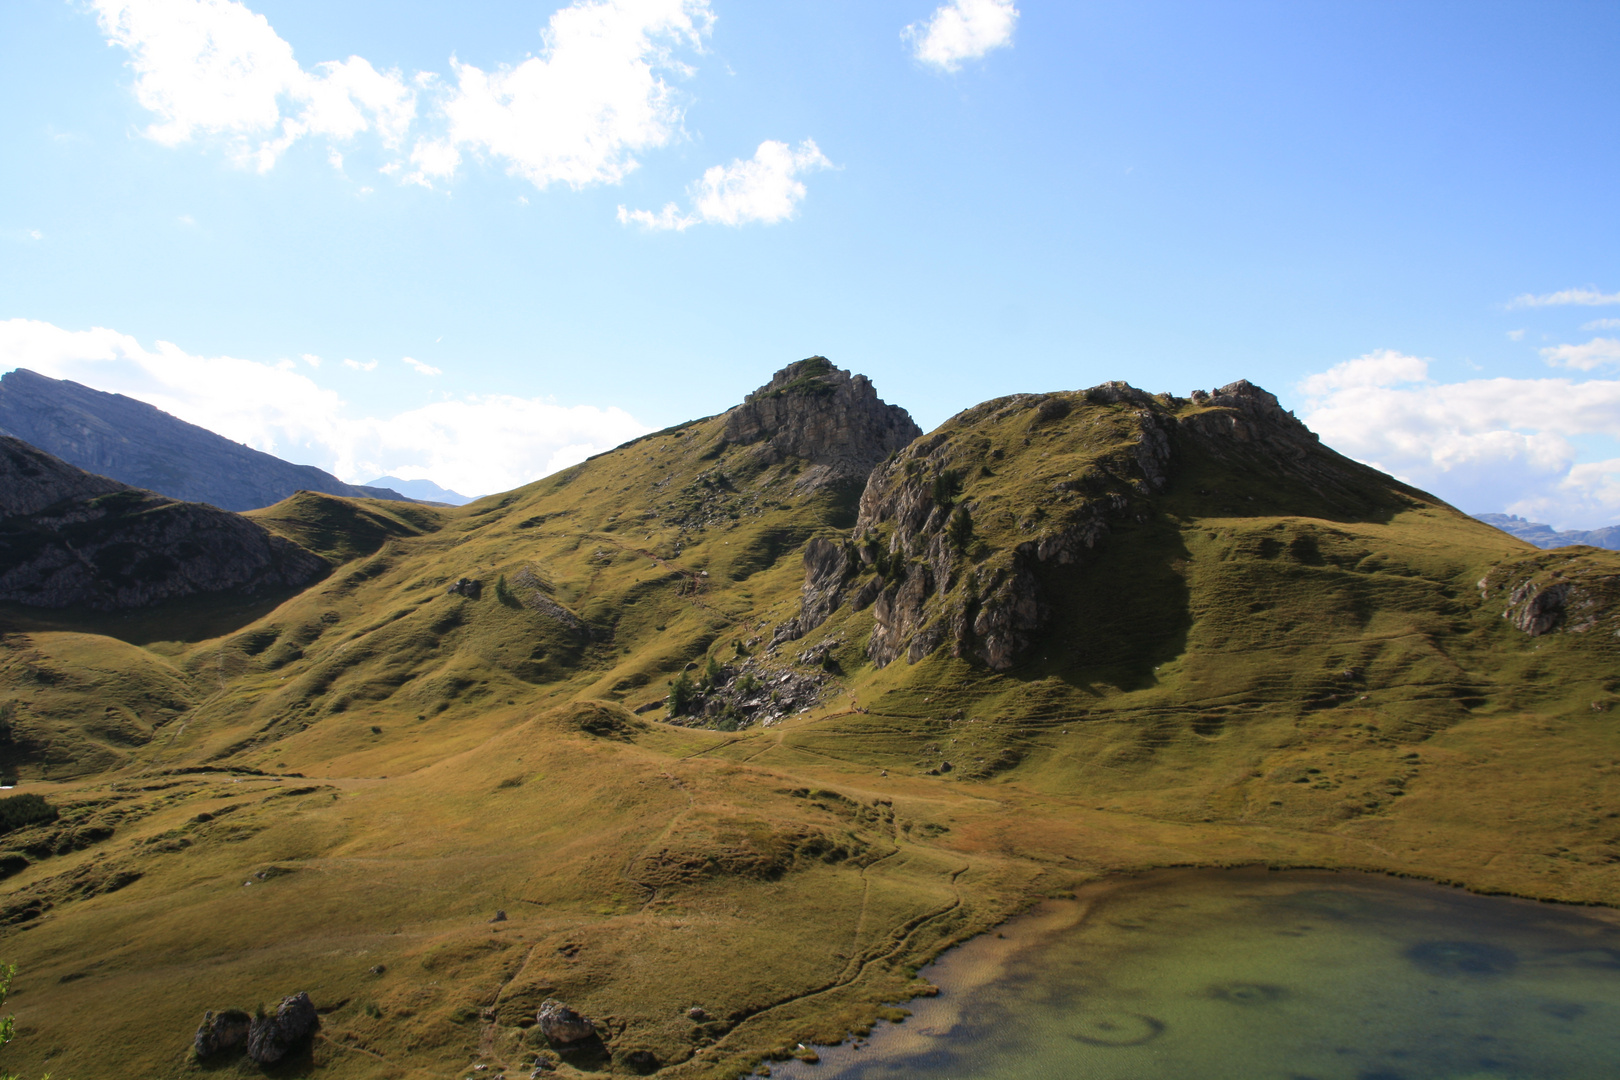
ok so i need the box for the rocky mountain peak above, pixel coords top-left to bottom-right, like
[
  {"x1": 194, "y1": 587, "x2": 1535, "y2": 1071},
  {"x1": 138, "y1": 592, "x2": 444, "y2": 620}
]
[{"x1": 721, "y1": 357, "x2": 921, "y2": 493}]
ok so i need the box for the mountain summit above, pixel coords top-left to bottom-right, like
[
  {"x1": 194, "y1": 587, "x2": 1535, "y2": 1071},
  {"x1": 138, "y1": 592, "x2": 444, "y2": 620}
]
[
  {"x1": 0, "y1": 368, "x2": 407, "y2": 511},
  {"x1": 721, "y1": 357, "x2": 922, "y2": 494}
]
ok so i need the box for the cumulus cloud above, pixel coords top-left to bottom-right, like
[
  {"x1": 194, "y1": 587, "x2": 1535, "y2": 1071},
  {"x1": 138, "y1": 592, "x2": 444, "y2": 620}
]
[
  {"x1": 407, "y1": 0, "x2": 713, "y2": 189},
  {"x1": 904, "y1": 0, "x2": 1019, "y2": 72},
  {"x1": 91, "y1": 0, "x2": 415, "y2": 171},
  {"x1": 1508, "y1": 286, "x2": 1620, "y2": 308},
  {"x1": 1540, "y1": 337, "x2": 1620, "y2": 372},
  {"x1": 1296, "y1": 350, "x2": 1620, "y2": 530},
  {"x1": 618, "y1": 139, "x2": 832, "y2": 231},
  {"x1": 0, "y1": 318, "x2": 647, "y2": 496}
]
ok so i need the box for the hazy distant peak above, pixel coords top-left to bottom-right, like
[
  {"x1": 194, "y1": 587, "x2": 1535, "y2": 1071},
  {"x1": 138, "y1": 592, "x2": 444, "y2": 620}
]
[{"x1": 364, "y1": 476, "x2": 474, "y2": 505}]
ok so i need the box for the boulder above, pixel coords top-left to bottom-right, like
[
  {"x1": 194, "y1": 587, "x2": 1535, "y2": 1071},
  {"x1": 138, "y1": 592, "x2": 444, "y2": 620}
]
[
  {"x1": 193, "y1": 1008, "x2": 251, "y2": 1058},
  {"x1": 246, "y1": 992, "x2": 319, "y2": 1065},
  {"x1": 537, "y1": 998, "x2": 596, "y2": 1044}
]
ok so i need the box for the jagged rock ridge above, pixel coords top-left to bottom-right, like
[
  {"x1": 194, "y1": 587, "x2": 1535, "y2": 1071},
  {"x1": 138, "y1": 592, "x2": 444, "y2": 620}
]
[
  {"x1": 783, "y1": 378, "x2": 1433, "y2": 670},
  {"x1": 0, "y1": 435, "x2": 327, "y2": 610},
  {"x1": 1476, "y1": 513, "x2": 1620, "y2": 552},
  {"x1": 720, "y1": 357, "x2": 922, "y2": 494},
  {"x1": 0, "y1": 368, "x2": 408, "y2": 512}
]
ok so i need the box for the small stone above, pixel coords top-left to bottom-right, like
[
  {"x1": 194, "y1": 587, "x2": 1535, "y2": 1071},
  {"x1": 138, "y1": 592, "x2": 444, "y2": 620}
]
[
  {"x1": 686, "y1": 1006, "x2": 708, "y2": 1021},
  {"x1": 537, "y1": 999, "x2": 595, "y2": 1044},
  {"x1": 193, "y1": 1008, "x2": 251, "y2": 1058},
  {"x1": 369, "y1": 964, "x2": 386, "y2": 975},
  {"x1": 491, "y1": 909, "x2": 508, "y2": 922},
  {"x1": 246, "y1": 992, "x2": 319, "y2": 1065}
]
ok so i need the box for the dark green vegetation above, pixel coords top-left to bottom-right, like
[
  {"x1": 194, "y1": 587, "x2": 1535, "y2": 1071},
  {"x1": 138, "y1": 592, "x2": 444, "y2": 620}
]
[{"x1": 0, "y1": 363, "x2": 1615, "y2": 1080}]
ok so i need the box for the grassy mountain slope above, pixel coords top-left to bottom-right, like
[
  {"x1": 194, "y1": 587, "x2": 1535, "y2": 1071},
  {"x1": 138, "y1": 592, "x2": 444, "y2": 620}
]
[{"x1": 0, "y1": 367, "x2": 1616, "y2": 1080}]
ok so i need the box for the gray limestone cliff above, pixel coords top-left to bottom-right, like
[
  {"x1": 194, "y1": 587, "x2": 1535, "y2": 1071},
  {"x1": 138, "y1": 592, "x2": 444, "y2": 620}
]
[
  {"x1": 720, "y1": 357, "x2": 922, "y2": 495},
  {"x1": 0, "y1": 368, "x2": 407, "y2": 512},
  {"x1": 0, "y1": 435, "x2": 327, "y2": 610}
]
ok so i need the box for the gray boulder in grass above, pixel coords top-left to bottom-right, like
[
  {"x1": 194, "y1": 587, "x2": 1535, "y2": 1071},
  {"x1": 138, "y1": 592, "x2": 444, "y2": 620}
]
[
  {"x1": 537, "y1": 998, "x2": 596, "y2": 1043},
  {"x1": 246, "y1": 992, "x2": 320, "y2": 1064},
  {"x1": 193, "y1": 1009, "x2": 251, "y2": 1058}
]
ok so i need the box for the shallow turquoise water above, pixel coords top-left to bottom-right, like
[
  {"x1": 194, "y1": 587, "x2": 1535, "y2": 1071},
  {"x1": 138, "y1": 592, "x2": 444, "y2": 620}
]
[{"x1": 773, "y1": 869, "x2": 1620, "y2": 1080}]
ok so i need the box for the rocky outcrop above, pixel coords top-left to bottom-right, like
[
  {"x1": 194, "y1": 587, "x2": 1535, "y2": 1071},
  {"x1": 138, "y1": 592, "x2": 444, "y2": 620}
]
[
  {"x1": 720, "y1": 358, "x2": 921, "y2": 494},
  {"x1": 193, "y1": 1009, "x2": 251, "y2": 1058},
  {"x1": 0, "y1": 436, "x2": 326, "y2": 610},
  {"x1": 1480, "y1": 555, "x2": 1619, "y2": 638},
  {"x1": 783, "y1": 377, "x2": 1434, "y2": 671},
  {"x1": 0, "y1": 368, "x2": 408, "y2": 511},
  {"x1": 538, "y1": 998, "x2": 596, "y2": 1044},
  {"x1": 246, "y1": 992, "x2": 319, "y2": 1064}
]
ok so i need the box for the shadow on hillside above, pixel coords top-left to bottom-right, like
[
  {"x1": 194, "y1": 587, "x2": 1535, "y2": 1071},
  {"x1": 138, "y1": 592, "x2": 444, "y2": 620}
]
[
  {"x1": 1027, "y1": 515, "x2": 1194, "y2": 693},
  {"x1": 0, "y1": 588, "x2": 305, "y2": 647}
]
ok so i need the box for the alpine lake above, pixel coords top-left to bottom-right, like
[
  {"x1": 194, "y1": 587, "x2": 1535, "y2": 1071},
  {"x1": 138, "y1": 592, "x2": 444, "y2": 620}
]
[{"x1": 769, "y1": 868, "x2": 1620, "y2": 1080}]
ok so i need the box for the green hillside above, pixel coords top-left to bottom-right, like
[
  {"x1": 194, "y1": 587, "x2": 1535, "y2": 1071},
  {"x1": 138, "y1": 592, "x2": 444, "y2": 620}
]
[{"x1": 0, "y1": 363, "x2": 1615, "y2": 1080}]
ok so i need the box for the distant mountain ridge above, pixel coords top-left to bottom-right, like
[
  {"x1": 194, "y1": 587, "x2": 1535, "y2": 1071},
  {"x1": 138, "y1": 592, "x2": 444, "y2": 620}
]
[
  {"x1": 1476, "y1": 512, "x2": 1620, "y2": 550},
  {"x1": 363, "y1": 475, "x2": 474, "y2": 505},
  {"x1": 0, "y1": 368, "x2": 408, "y2": 512}
]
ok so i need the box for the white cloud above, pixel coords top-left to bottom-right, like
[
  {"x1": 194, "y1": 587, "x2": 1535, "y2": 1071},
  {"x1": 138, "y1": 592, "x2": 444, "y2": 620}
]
[
  {"x1": 91, "y1": 0, "x2": 416, "y2": 172},
  {"x1": 1540, "y1": 337, "x2": 1620, "y2": 371},
  {"x1": 618, "y1": 138, "x2": 832, "y2": 231},
  {"x1": 28, "y1": 230, "x2": 43, "y2": 241},
  {"x1": 904, "y1": 0, "x2": 1019, "y2": 72},
  {"x1": 1296, "y1": 349, "x2": 1620, "y2": 530},
  {"x1": 415, "y1": 0, "x2": 714, "y2": 190},
  {"x1": 301, "y1": 353, "x2": 321, "y2": 367},
  {"x1": 0, "y1": 318, "x2": 648, "y2": 498},
  {"x1": 403, "y1": 356, "x2": 442, "y2": 376},
  {"x1": 1582, "y1": 318, "x2": 1620, "y2": 331},
  {"x1": 1508, "y1": 286, "x2": 1620, "y2": 308},
  {"x1": 343, "y1": 358, "x2": 377, "y2": 371},
  {"x1": 1506, "y1": 329, "x2": 1525, "y2": 341}
]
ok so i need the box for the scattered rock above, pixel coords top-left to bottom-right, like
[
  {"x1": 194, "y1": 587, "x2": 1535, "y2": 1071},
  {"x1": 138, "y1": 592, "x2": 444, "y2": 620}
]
[
  {"x1": 193, "y1": 1008, "x2": 251, "y2": 1058},
  {"x1": 686, "y1": 1006, "x2": 709, "y2": 1021},
  {"x1": 491, "y1": 909, "x2": 508, "y2": 922},
  {"x1": 447, "y1": 577, "x2": 482, "y2": 599},
  {"x1": 368, "y1": 964, "x2": 386, "y2": 975},
  {"x1": 246, "y1": 992, "x2": 319, "y2": 1065},
  {"x1": 537, "y1": 998, "x2": 595, "y2": 1044}
]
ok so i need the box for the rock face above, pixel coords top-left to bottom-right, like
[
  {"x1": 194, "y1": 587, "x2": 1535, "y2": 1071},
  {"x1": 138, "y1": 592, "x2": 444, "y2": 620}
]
[
  {"x1": 1480, "y1": 554, "x2": 1620, "y2": 638},
  {"x1": 0, "y1": 368, "x2": 408, "y2": 511},
  {"x1": 246, "y1": 992, "x2": 319, "y2": 1064},
  {"x1": 537, "y1": 998, "x2": 596, "y2": 1044},
  {"x1": 0, "y1": 435, "x2": 327, "y2": 610},
  {"x1": 193, "y1": 1009, "x2": 251, "y2": 1058},
  {"x1": 720, "y1": 358, "x2": 921, "y2": 495},
  {"x1": 784, "y1": 378, "x2": 1430, "y2": 671}
]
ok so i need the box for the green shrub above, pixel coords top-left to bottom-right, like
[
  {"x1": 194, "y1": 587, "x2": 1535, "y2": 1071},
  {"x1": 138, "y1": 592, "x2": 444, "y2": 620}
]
[
  {"x1": 0, "y1": 795, "x2": 55, "y2": 837},
  {"x1": 668, "y1": 672, "x2": 694, "y2": 717}
]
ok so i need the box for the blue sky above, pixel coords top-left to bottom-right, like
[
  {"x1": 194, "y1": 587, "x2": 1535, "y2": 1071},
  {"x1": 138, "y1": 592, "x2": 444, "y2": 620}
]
[{"x1": 3, "y1": 0, "x2": 1619, "y2": 525}]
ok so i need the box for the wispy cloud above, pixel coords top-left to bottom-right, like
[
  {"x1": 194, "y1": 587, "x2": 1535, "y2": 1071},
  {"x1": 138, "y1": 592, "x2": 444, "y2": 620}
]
[
  {"x1": 1582, "y1": 318, "x2": 1620, "y2": 331},
  {"x1": 1508, "y1": 286, "x2": 1620, "y2": 308},
  {"x1": 342, "y1": 358, "x2": 377, "y2": 371},
  {"x1": 1297, "y1": 349, "x2": 1620, "y2": 530},
  {"x1": 618, "y1": 139, "x2": 832, "y2": 231},
  {"x1": 904, "y1": 0, "x2": 1019, "y2": 72},
  {"x1": 0, "y1": 318, "x2": 648, "y2": 497},
  {"x1": 1540, "y1": 337, "x2": 1620, "y2": 371},
  {"x1": 403, "y1": 356, "x2": 441, "y2": 376}
]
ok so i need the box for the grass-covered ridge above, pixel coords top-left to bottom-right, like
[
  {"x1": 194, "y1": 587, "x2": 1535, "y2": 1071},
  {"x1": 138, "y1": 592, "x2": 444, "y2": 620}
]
[{"x1": 0, "y1": 368, "x2": 1615, "y2": 1079}]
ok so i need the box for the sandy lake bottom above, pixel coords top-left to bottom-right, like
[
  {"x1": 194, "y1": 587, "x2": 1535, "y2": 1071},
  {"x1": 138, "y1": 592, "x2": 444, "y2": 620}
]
[{"x1": 769, "y1": 868, "x2": 1620, "y2": 1080}]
